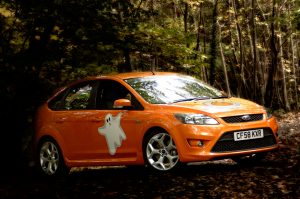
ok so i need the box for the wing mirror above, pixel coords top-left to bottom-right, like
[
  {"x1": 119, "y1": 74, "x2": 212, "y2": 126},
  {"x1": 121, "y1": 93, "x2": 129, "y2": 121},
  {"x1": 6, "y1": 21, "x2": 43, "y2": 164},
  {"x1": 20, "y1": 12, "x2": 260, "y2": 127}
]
[{"x1": 113, "y1": 99, "x2": 132, "y2": 109}]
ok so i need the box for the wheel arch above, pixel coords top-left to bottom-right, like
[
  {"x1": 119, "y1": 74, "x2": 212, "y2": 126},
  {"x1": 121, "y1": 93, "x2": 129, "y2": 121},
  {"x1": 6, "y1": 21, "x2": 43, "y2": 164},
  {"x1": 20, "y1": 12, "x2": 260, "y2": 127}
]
[
  {"x1": 36, "y1": 135, "x2": 67, "y2": 163},
  {"x1": 35, "y1": 125, "x2": 69, "y2": 164},
  {"x1": 142, "y1": 123, "x2": 181, "y2": 149},
  {"x1": 142, "y1": 125, "x2": 182, "y2": 159},
  {"x1": 142, "y1": 126, "x2": 168, "y2": 149},
  {"x1": 37, "y1": 135, "x2": 59, "y2": 149},
  {"x1": 36, "y1": 135, "x2": 70, "y2": 176}
]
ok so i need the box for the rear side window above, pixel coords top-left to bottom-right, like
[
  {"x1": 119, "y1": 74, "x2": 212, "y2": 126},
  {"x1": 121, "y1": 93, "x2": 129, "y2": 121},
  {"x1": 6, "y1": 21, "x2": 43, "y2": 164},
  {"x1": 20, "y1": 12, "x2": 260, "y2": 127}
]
[
  {"x1": 48, "y1": 81, "x2": 97, "y2": 110},
  {"x1": 48, "y1": 89, "x2": 67, "y2": 110},
  {"x1": 64, "y1": 84, "x2": 93, "y2": 110}
]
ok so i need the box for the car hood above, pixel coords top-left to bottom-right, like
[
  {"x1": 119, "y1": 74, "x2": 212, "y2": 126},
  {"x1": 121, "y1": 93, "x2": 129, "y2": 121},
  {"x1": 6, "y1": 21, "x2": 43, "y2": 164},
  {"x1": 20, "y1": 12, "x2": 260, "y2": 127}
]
[{"x1": 171, "y1": 97, "x2": 264, "y2": 117}]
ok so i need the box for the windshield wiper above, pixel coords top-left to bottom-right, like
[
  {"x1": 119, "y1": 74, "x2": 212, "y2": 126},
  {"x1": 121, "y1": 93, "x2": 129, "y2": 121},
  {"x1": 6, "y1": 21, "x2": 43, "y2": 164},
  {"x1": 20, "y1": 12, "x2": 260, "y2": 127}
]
[
  {"x1": 172, "y1": 97, "x2": 211, "y2": 103},
  {"x1": 211, "y1": 96, "x2": 229, "y2": 99}
]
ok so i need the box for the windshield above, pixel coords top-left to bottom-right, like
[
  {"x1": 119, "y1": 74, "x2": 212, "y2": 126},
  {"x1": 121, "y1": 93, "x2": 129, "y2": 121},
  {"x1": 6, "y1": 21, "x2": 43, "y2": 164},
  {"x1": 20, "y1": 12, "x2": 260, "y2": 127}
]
[{"x1": 125, "y1": 74, "x2": 227, "y2": 104}]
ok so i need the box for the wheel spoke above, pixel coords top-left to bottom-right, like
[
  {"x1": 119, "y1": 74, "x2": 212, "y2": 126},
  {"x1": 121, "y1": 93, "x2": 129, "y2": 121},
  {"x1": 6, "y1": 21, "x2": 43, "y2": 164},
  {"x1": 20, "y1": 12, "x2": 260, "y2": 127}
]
[
  {"x1": 166, "y1": 154, "x2": 178, "y2": 166},
  {"x1": 153, "y1": 156, "x2": 166, "y2": 170},
  {"x1": 146, "y1": 132, "x2": 179, "y2": 171},
  {"x1": 153, "y1": 134, "x2": 165, "y2": 147},
  {"x1": 40, "y1": 156, "x2": 49, "y2": 163},
  {"x1": 39, "y1": 141, "x2": 60, "y2": 175},
  {"x1": 166, "y1": 138, "x2": 176, "y2": 151},
  {"x1": 48, "y1": 162, "x2": 55, "y2": 174},
  {"x1": 147, "y1": 143, "x2": 160, "y2": 158},
  {"x1": 46, "y1": 148, "x2": 51, "y2": 156},
  {"x1": 50, "y1": 161, "x2": 58, "y2": 174}
]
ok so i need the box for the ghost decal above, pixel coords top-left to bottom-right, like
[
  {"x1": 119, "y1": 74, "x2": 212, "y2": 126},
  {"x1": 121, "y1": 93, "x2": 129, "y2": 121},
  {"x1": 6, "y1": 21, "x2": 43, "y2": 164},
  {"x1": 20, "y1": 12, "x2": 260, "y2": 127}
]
[{"x1": 98, "y1": 113, "x2": 126, "y2": 155}]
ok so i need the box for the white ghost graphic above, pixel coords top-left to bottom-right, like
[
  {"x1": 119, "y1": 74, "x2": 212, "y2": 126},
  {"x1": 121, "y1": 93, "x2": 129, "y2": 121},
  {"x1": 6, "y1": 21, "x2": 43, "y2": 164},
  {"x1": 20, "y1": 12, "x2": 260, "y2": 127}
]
[{"x1": 98, "y1": 113, "x2": 126, "y2": 155}]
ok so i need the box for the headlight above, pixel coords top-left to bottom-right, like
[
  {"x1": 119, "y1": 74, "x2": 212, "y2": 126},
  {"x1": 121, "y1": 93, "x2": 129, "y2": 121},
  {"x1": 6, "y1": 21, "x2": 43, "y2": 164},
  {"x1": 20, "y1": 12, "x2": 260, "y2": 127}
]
[
  {"x1": 174, "y1": 113, "x2": 219, "y2": 125},
  {"x1": 264, "y1": 108, "x2": 273, "y2": 119}
]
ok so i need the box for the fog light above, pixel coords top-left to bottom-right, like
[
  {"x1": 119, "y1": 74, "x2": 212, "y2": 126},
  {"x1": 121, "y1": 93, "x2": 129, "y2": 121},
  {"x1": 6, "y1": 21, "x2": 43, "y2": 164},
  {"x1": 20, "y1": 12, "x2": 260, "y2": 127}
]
[
  {"x1": 188, "y1": 139, "x2": 204, "y2": 147},
  {"x1": 197, "y1": 141, "x2": 204, "y2": 147}
]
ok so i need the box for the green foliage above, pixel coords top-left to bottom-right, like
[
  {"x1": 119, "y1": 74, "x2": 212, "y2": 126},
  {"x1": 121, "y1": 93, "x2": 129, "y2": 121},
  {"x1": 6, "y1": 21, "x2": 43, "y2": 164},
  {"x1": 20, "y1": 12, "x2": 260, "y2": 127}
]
[
  {"x1": 1, "y1": 0, "x2": 299, "y2": 113},
  {"x1": 137, "y1": 18, "x2": 208, "y2": 72}
]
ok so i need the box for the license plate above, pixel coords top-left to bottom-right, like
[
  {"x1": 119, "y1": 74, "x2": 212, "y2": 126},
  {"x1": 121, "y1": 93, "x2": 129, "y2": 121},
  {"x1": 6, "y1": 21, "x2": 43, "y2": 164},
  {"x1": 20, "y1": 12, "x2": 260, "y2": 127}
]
[{"x1": 234, "y1": 129, "x2": 264, "y2": 141}]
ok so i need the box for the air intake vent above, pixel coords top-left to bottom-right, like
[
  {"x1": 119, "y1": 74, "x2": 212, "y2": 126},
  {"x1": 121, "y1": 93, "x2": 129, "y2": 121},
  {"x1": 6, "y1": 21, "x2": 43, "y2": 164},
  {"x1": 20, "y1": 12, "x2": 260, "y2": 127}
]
[
  {"x1": 221, "y1": 114, "x2": 263, "y2": 123},
  {"x1": 211, "y1": 128, "x2": 277, "y2": 153}
]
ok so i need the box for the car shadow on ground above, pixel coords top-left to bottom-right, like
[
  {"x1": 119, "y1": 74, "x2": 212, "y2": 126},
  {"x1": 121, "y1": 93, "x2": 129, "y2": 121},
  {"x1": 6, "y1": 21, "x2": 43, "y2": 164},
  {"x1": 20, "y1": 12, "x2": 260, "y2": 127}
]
[{"x1": 2, "y1": 151, "x2": 297, "y2": 199}]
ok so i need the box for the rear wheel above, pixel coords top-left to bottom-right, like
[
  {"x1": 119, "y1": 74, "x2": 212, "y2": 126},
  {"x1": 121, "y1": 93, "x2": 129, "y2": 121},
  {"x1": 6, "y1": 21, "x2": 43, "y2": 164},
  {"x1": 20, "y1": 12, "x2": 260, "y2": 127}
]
[
  {"x1": 38, "y1": 139, "x2": 69, "y2": 176},
  {"x1": 143, "y1": 130, "x2": 180, "y2": 171}
]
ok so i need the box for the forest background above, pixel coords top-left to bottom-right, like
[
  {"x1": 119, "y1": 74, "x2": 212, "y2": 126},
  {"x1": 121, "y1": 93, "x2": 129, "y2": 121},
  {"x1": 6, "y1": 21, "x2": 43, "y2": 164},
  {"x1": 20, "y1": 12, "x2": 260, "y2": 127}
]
[{"x1": 0, "y1": 0, "x2": 299, "y2": 173}]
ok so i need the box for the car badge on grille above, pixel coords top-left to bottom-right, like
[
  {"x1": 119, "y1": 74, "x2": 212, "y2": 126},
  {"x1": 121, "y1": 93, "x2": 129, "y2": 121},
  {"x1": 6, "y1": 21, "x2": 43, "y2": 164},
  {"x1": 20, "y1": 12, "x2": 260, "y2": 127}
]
[{"x1": 241, "y1": 115, "x2": 251, "y2": 121}]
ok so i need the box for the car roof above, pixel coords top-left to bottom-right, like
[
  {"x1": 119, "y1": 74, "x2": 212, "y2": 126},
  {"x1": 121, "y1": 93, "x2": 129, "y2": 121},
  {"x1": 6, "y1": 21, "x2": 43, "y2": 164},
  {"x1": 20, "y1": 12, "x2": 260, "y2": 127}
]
[
  {"x1": 52, "y1": 72, "x2": 181, "y2": 96},
  {"x1": 48, "y1": 72, "x2": 182, "y2": 102},
  {"x1": 110, "y1": 72, "x2": 179, "y2": 79},
  {"x1": 85, "y1": 71, "x2": 181, "y2": 81}
]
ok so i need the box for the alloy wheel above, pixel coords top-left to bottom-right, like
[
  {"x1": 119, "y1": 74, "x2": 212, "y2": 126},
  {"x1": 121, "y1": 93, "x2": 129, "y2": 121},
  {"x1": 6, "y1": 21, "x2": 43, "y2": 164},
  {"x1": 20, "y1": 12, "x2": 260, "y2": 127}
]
[
  {"x1": 145, "y1": 132, "x2": 179, "y2": 171},
  {"x1": 39, "y1": 141, "x2": 60, "y2": 175}
]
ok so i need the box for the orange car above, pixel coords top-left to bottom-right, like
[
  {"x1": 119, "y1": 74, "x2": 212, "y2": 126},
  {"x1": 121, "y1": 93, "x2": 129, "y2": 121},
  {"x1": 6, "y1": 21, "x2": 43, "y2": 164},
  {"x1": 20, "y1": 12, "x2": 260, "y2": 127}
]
[{"x1": 34, "y1": 72, "x2": 279, "y2": 175}]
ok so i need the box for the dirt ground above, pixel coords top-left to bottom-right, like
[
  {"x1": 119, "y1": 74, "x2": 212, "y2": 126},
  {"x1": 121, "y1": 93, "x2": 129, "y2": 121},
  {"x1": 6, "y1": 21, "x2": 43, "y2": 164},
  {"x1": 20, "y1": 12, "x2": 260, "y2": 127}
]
[{"x1": 1, "y1": 112, "x2": 299, "y2": 199}]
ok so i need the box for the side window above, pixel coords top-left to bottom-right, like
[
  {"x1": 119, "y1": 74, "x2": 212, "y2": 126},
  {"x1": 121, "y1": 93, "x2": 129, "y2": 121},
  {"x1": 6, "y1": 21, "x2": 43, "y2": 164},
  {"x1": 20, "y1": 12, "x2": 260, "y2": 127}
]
[
  {"x1": 48, "y1": 88, "x2": 68, "y2": 110},
  {"x1": 62, "y1": 82, "x2": 96, "y2": 110},
  {"x1": 97, "y1": 80, "x2": 143, "y2": 110}
]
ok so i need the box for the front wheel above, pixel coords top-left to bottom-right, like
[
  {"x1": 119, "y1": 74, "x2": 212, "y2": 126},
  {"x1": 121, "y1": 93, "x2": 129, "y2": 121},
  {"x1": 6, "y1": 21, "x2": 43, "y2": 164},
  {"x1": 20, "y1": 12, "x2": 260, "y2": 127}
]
[
  {"x1": 143, "y1": 130, "x2": 180, "y2": 171},
  {"x1": 38, "y1": 139, "x2": 69, "y2": 176}
]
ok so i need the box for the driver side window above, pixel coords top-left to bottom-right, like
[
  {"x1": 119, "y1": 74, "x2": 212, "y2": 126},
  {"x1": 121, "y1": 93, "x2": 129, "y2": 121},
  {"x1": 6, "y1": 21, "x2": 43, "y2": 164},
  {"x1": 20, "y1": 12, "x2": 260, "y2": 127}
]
[{"x1": 97, "y1": 80, "x2": 143, "y2": 110}]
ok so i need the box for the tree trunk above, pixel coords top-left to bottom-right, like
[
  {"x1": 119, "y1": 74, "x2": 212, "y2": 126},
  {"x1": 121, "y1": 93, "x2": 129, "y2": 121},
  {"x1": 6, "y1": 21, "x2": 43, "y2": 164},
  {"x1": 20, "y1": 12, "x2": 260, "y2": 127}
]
[
  {"x1": 117, "y1": 48, "x2": 132, "y2": 72},
  {"x1": 202, "y1": 10, "x2": 207, "y2": 54},
  {"x1": 232, "y1": 0, "x2": 247, "y2": 96},
  {"x1": 250, "y1": 0, "x2": 262, "y2": 103},
  {"x1": 228, "y1": 1, "x2": 240, "y2": 96},
  {"x1": 184, "y1": 2, "x2": 188, "y2": 34},
  {"x1": 172, "y1": 1, "x2": 177, "y2": 20},
  {"x1": 184, "y1": 2, "x2": 190, "y2": 48},
  {"x1": 279, "y1": 35, "x2": 290, "y2": 110},
  {"x1": 194, "y1": 2, "x2": 203, "y2": 58},
  {"x1": 218, "y1": 22, "x2": 231, "y2": 96},
  {"x1": 265, "y1": 0, "x2": 278, "y2": 108},
  {"x1": 290, "y1": 35, "x2": 299, "y2": 110},
  {"x1": 209, "y1": 0, "x2": 218, "y2": 85},
  {"x1": 289, "y1": 4, "x2": 299, "y2": 110}
]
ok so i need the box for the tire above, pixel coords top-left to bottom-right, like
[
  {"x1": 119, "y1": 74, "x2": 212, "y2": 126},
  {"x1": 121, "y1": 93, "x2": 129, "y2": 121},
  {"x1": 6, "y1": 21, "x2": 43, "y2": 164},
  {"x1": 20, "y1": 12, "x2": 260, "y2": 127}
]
[
  {"x1": 232, "y1": 153, "x2": 267, "y2": 165},
  {"x1": 143, "y1": 130, "x2": 180, "y2": 171},
  {"x1": 37, "y1": 139, "x2": 69, "y2": 177}
]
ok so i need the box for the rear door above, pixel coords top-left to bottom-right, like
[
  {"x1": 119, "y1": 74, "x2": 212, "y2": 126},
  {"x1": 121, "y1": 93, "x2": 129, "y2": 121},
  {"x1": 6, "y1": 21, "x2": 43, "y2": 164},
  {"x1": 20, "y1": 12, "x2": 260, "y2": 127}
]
[{"x1": 52, "y1": 80, "x2": 102, "y2": 160}]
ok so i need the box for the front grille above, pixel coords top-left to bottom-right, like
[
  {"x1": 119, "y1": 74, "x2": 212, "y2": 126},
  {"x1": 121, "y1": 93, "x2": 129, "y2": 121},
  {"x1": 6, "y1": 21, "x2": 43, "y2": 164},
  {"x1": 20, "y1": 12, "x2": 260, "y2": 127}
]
[
  {"x1": 211, "y1": 128, "x2": 277, "y2": 153},
  {"x1": 221, "y1": 114, "x2": 263, "y2": 123}
]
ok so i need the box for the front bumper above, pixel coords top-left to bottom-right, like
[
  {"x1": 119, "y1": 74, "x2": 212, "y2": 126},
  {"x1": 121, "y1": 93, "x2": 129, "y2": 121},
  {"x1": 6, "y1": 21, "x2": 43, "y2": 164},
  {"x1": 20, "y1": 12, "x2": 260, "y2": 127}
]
[{"x1": 171, "y1": 117, "x2": 279, "y2": 162}]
